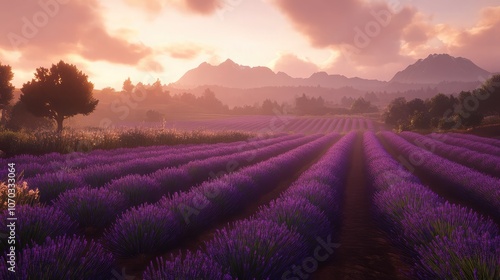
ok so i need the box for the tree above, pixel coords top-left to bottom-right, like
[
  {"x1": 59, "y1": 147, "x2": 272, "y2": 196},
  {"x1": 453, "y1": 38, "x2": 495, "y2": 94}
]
[
  {"x1": 0, "y1": 63, "x2": 15, "y2": 126},
  {"x1": 477, "y1": 74, "x2": 500, "y2": 116},
  {"x1": 410, "y1": 111, "x2": 431, "y2": 130},
  {"x1": 457, "y1": 91, "x2": 484, "y2": 128},
  {"x1": 122, "y1": 77, "x2": 134, "y2": 93},
  {"x1": 426, "y1": 93, "x2": 456, "y2": 127},
  {"x1": 145, "y1": 109, "x2": 163, "y2": 122},
  {"x1": 6, "y1": 101, "x2": 54, "y2": 131},
  {"x1": 350, "y1": 97, "x2": 376, "y2": 113},
  {"x1": 406, "y1": 98, "x2": 427, "y2": 115},
  {"x1": 383, "y1": 97, "x2": 409, "y2": 126},
  {"x1": 20, "y1": 61, "x2": 98, "y2": 132}
]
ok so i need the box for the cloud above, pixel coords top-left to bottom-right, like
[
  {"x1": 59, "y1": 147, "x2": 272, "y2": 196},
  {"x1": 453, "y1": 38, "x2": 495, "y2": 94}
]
[
  {"x1": 138, "y1": 58, "x2": 165, "y2": 72},
  {"x1": 0, "y1": 0, "x2": 152, "y2": 69},
  {"x1": 271, "y1": 53, "x2": 319, "y2": 78},
  {"x1": 448, "y1": 6, "x2": 500, "y2": 72},
  {"x1": 163, "y1": 43, "x2": 205, "y2": 59},
  {"x1": 123, "y1": 0, "x2": 223, "y2": 15},
  {"x1": 271, "y1": 0, "x2": 421, "y2": 66}
]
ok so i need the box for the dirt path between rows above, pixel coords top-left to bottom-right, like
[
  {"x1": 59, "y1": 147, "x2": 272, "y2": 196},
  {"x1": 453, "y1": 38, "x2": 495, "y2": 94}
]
[
  {"x1": 314, "y1": 133, "x2": 410, "y2": 280},
  {"x1": 121, "y1": 136, "x2": 337, "y2": 279}
]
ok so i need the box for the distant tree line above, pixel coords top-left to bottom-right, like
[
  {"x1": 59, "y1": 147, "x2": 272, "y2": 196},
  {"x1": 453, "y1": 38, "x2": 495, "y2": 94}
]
[
  {"x1": 1, "y1": 59, "x2": 384, "y2": 133},
  {"x1": 383, "y1": 75, "x2": 500, "y2": 131},
  {"x1": 294, "y1": 93, "x2": 377, "y2": 115}
]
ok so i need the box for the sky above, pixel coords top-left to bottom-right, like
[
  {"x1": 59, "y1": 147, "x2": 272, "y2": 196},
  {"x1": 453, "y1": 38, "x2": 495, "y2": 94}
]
[{"x1": 1, "y1": 0, "x2": 499, "y2": 89}]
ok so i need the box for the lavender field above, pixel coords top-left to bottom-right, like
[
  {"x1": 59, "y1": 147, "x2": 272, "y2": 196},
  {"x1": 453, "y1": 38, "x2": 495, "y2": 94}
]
[{"x1": 0, "y1": 116, "x2": 499, "y2": 280}]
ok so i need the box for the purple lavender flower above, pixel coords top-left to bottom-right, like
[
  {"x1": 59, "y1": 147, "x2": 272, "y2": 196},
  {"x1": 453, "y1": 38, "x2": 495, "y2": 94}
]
[
  {"x1": 0, "y1": 235, "x2": 115, "y2": 280},
  {"x1": 284, "y1": 181, "x2": 339, "y2": 220},
  {"x1": 106, "y1": 174, "x2": 162, "y2": 207},
  {"x1": 416, "y1": 229, "x2": 500, "y2": 280},
  {"x1": 0, "y1": 205, "x2": 76, "y2": 252},
  {"x1": 256, "y1": 196, "x2": 332, "y2": 245},
  {"x1": 26, "y1": 172, "x2": 85, "y2": 203},
  {"x1": 54, "y1": 187, "x2": 127, "y2": 230},
  {"x1": 205, "y1": 219, "x2": 308, "y2": 280},
  {"x1": 102, "y1": 204, "x2": 182, "y2": 258},
  {"x1": 143, "y1": 251, "x2": 231, "y2": 280}
]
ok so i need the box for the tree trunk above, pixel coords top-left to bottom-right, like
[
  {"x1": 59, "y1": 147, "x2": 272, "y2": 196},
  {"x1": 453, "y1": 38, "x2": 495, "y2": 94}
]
[{"x1": 56, "y1": 117, "x2": 64, "y2": 133}]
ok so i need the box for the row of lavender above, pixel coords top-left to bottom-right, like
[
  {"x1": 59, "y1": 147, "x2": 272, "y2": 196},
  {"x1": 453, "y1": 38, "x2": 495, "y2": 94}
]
[
  {"x1": 1, "y1": 134, "x2": 291, "y2": 180},
  {"x1": 364, "y1": 132, "x2": 500, "y2": 279},
  {"x1": 167, "y1": 116, "x2": 376, "y2": 133},
  {"x1": 21, "y1": 134, "x2": 303, "y2": 203},
  {"x1": 399, "y1": 131, "x2": 500, "y2": 178},
  {"x1": 0, "y1": 134, "x2": 336, "y2": 278},
  {"x1": 102, "y1": 133, "x2": 338, "y2": 258},
  {"x1": 56, "y1": 134, "x2": 322, "y2": 234},
  {"x1": 144, "y1": 132, "x2": 356, "y2": 279},
  {"x1": 0, "y1": 134, "x2": 321, "y2": 254},
  {"x1": 284, "y1": 117, "x2": 376, "y2": 134},
  {"x1": 380, "y1": 131, "x2": 500, "y2": 221},
  {"x1": 431, "y1": 132, "x2": 500, "y2": 155},
  {"x1": 444, "y1": 132, "x2": 500, "y2": 148}
]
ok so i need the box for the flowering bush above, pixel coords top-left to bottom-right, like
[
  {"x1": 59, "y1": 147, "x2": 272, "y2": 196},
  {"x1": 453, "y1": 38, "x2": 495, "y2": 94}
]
[{"x1": 0, "y1": 181, "x2": 39, "y2": 210}]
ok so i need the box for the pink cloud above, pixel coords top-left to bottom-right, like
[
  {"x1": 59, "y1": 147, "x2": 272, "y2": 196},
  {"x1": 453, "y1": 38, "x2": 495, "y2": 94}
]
[
  {"x1": 449, "y1": 6, "x2": 500, "y2": 73},
  {"x1": 271, "y1": 0, "x2": 423, "y2": 66},
  {"x1": 0, "y1": 0, "x2": 152, "y2": 69},
  {"x1": 163, "y1": 43, "x2": 205, "y2": 59},
  {"x1": 123, "y1": 0, "x2": 223, "y2": 15}
]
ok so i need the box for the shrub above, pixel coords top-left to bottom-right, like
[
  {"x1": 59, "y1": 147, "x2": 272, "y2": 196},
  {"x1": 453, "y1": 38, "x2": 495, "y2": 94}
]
[
  {"x1": 151, "y1": 168, "x2": 192, "y2": 193},
  {"x1": 54, "y1": 187, "x2": 127, "y2": 231},
  {"x1": 0, "y1": 205, "x2": 76, "y2": 252},
  {"x1": 25, "y1": 172, "x2": 84, "y2": 203},
  {"x1": 255, "y1": 197, "x2": 332, "y2": 245},
  {"x1": 205, "y1": 219, "x2": 308, "y2": 280},
  {"x1": 102, "y1": 204, "x2": 182, "y2": 258},
  {"x1": 0, "y1": 235, "x2": 115, "y2": 280},
  {"x1": 0, "y1": 181, "x2": 39, "y2": 210},
  {"x1": 143, "y1": 251, "x2": 230, "y2": 280},
  {"x1": 106, "y1": 175, "x2": 162, "y2": 207},
  {"x1": 416, "y1": 229, "x2": 500, "y2": 280}
]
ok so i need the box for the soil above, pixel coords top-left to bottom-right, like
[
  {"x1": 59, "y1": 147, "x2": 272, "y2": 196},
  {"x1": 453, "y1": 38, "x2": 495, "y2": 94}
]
[
  {"x1": 313, "y1": 133, "x2": 410, "y2": 280},
  {"x1": 118, "y1": 136, "x2": 337, "y2": 279},
  {"x1": 379, "y1": 135, "x2": 500, "y2": 226}
]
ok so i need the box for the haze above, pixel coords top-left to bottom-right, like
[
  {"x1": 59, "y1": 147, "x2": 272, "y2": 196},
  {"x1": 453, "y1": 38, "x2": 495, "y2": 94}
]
[{"x1": 1, "y1": 0, "x2": 499, "y2": 89}]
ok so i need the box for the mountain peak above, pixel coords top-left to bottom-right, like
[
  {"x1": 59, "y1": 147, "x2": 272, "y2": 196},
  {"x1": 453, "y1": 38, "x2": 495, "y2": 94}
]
[
  {"x1": 174, "y1": 59, "x2": 387, "y2": 89},
  {"x1": 220, "y1": 59, "x2": 237, "y2": 66},
  {"x1": 391, "y1": 53, "x2": 490, "y2": 84}
]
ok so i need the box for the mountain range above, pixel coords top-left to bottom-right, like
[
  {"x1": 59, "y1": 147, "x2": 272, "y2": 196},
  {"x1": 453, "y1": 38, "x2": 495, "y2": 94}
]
[{"x1": 173, "y1": 54, "x2": 492, "y2": 91}]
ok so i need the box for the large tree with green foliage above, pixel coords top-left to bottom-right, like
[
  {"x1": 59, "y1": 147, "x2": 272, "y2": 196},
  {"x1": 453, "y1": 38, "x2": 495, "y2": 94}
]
[
  {"x1": 383, "y1": 97, "x2": 409, "y2": 126},
  {"x1": 0, "y1": 63, "x2": 15, "y2": 126},
  {"x1": 477, "y1": 74, "x2": 500, "y2": 116},
  {"x1": 20, "y1": 61, "x2": 98, "y2": 132}
]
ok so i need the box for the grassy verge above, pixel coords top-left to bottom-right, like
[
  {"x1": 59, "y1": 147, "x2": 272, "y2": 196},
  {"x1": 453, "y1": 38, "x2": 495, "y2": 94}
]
[{"x1": 0, "y1": 128, "x2": 254, "y2": 157}]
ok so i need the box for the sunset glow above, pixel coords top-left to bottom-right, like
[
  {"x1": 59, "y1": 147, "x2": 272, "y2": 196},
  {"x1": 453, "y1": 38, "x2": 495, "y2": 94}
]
[{"x1": 1, "y1": 0, "x2": 499, "y2": 89}]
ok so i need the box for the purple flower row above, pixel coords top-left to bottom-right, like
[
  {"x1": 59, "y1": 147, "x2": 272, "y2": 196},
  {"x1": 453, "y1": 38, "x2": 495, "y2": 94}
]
[
  {"x1": 429, "y1": 132, "x2": 500, "y2": 156},
  {"x1": 102, "y1": 133, "x2": 338, "y2": 259},
  {"x1": 0, "y1": 135, "x2": 318, "y2": 254},
  {"x1": 380, "y1": 131, "x2": 500, "y2": 221},
  {"x1": 48, "y1": 135, "x2": 320, "y2": 232},
  {"x1": 15, "y1": 134, "x2": 296, "y2": 179},
  {"x1": 25, "y1": 134, "x2": 303, "y2": 202},
  {"x1": 364, "y1": 132, "x2": 500, "y2": 279},
  {"x1": 143, "y1": 132, "x2": 356, "y2": 279},
  {"x1": 400, "y1": 131, "x2": 500, "y2": 178},
  {"x1": 445, "y1": 132, "x2": 500, "y2": 148},
  {"x1": 0, "y1": 235, "x2": 115, "y2": 279}
]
